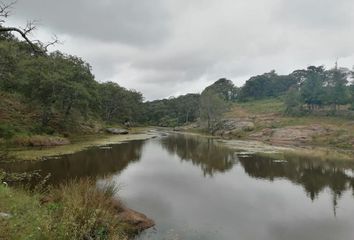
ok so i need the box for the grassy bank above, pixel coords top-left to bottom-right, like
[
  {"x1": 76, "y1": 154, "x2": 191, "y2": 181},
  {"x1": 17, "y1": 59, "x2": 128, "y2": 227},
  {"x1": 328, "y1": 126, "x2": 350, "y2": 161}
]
[
  {"x1": 0, "y1": 179, "x2": 145, "y2": 240},
  {"x1": 0, "y1": 128, "x2": 155, "y2": 162},
  {"x1": 227, "y1": 98, "x2": 354, "y2": 151}
]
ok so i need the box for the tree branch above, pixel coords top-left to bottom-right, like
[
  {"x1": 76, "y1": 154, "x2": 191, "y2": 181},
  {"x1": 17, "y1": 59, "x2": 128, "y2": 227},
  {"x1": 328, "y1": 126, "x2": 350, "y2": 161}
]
[
  {"x1": 0, "y1": 26, "x2": 40, "y2": 52},
  {"x1": 0, "y1": 1, "x2": 16, "y2": 24},
  {"x1": 0, "y1": 1, "x2": 59, "y2": 54}
]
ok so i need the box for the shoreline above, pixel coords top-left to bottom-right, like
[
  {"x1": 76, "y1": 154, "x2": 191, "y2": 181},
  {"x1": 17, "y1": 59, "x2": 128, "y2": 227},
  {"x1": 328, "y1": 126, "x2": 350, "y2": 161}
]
[
  {"x1": 171, "y1": 128, "x2": 354, "y2": 161},
  {"x1": 3, "y1": 128, "x2": 159, "y2": 162}
]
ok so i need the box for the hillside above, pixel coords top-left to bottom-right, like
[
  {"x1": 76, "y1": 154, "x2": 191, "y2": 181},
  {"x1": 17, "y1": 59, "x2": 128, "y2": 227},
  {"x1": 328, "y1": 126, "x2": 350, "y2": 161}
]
[{"x1": 206, "y1": 98, "x2": 354, "y2": 152}]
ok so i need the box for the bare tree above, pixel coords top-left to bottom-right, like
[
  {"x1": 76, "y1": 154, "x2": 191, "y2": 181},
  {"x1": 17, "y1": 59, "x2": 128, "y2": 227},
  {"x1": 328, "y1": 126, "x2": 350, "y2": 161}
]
[{"x1": 0, "y1": 1, "x2": 59, "y2": 53}]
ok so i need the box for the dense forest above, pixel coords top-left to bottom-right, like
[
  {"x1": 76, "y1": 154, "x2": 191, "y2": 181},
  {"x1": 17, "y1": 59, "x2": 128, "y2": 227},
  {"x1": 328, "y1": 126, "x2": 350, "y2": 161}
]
[
  {"x1": 0, "y1": 31, "x2": 143, "y2": 138},
  {"x1": 0, "y1": 30, "x2": 354, "y2": 142}
]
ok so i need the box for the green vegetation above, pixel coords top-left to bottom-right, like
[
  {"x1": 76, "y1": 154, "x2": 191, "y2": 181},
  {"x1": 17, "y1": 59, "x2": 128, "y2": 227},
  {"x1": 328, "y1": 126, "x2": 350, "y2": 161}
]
[
  {"x1": 283, "y1": 65, "x2": 352, "y2": 115},
  {"x1": 0, "y1": 32, "x2": 143, "y2": 145},
  {"x1": 200, "y1": 89, "x2": 229, "y2": 130},
  {"x1": 238, "y1": 70, "x2": 297, "y2": 101},
  {"x1": 142, "y1": 93, "x2": 200, "y2": 127},
  {"x1": 0, "y1": 6, "x2": 353, "y2": 155},
  {"x1": 236, "y1": 98, "x2": 285, "y2": 114},
  {"x1": 227, "y1": 98, "x2": 354, "y2": 153},
  {"x1": 141, "y1": 78, "x2": 239, "y2": 128},
  {"x1": 0, "y1": 179, "x2": 133, "y2": 240}
]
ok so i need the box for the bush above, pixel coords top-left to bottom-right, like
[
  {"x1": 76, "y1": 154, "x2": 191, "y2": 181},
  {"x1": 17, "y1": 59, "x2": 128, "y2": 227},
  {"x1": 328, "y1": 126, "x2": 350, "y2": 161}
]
[
  {"x1": 0, "y1": 178, "x2": 129, "y2": 240},
  {"x1": 0, "y1": 123, "x2": 17, "y2": 139},
  {"x1": 46, "y1": 178, "x2": 127, "y2": 240},
  {"x1": 11, "y1": 135, "x2": 70, "y2": 147}
]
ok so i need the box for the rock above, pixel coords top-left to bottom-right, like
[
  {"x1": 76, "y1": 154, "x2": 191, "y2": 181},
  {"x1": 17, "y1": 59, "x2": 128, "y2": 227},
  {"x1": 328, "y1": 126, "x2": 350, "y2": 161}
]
[
  {"x1": 213, "y1": 119, "x2": 255, "y2": 136},
  {"x1": 249, "y1": 124, "x2": 331, "y2": 147},
  {"x1": 173, "y1": 127, "x2": 183, "y2": 132},
  {"x1": 0, "y1": 212, "x2": 12, "y2": 218},
  {"x1": 117, "y1": 207, "x2": 155, "y2": 232},
  {"x1": 18, "y1": 136, "x2": 71, "y2": 147},
  {"x1": 249, "y1": 128, "x2": 273, "y2": 139},
  {"x1": 105, "y1": 128, "x2": 129, "y2": 135}
]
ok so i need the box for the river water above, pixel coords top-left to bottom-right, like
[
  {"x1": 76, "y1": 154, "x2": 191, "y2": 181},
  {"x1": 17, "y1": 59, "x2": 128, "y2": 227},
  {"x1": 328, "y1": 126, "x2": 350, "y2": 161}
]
[{"x1": 1, "y1": 133, "x2": 354, "y2": 240}]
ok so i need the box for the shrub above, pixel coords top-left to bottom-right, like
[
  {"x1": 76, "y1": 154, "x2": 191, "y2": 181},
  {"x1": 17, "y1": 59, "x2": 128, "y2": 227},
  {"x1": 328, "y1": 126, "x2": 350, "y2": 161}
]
[{"x1": 0, "y1": 178, "x2": 129, "y2": 240}]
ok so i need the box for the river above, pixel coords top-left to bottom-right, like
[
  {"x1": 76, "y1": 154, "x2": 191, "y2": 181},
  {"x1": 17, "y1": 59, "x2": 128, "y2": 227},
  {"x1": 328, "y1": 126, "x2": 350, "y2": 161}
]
[{"x1": 1, "y1": 133, "x2": 354, "y2": 240}]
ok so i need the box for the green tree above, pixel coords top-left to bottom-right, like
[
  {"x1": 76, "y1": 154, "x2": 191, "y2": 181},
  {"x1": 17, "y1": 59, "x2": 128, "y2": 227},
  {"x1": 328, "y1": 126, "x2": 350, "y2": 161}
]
[
  {"x1": 204, "y1": 78, "x2": 238, "y2": 101},
  {"x1": 299, "y1": 66, "x2": 326, "y2": 110},
  {"x1": 200, "y1": 89, "x2": 228, "y2": 131},
  {"x1": 99, "y1": 82, "x2": 143, "y2": 123},
  {"x1": 325, "y1": 66, "x2": 350, "y2": 110},
  {"x1": 284, "y1": 86, "x2": 303, "y2": 115}
]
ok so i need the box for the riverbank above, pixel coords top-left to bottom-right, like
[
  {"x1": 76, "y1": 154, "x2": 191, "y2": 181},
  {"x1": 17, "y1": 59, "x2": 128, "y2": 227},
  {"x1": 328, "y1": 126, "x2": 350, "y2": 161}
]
[
  {"x1": 0, "y1": 128, "x2": 159, "y2": 239},
  {"x1": 175, "y1": 130, "x2": 354, "y2": 161},
  {"x1": 173, "y1": 98, "x2": 354, "y2": 161},
  {"x1": 1, "y1": 127, "x2": 158, "y2": 162},
  {"x1": 0, "y1": 178, "x2": 154, "y2": 240}
]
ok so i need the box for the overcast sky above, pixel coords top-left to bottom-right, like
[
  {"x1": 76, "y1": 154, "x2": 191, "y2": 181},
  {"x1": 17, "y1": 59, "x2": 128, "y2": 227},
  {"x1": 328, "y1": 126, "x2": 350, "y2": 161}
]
[{"x1": 5, "y1": 0, "x2": 354, "y2": 100}]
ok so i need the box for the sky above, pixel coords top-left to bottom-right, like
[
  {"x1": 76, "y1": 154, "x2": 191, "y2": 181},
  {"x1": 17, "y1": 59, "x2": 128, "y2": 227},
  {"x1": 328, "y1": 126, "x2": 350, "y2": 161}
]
[{"x1": 5, "y1": 0, "x2": 354, "y2": 100}]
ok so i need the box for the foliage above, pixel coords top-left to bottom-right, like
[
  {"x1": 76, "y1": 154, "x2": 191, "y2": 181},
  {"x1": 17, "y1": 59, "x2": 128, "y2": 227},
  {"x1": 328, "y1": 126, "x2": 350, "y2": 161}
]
[
  {"x1": 238, "y1": 70, "x2": 298, "y2": 101},
  {"x1": 203, "y1": 78, "x2": 239, "y2": 101},
  {"x1": 0, "y1": 178, "x2": 129, "y2": 240},
  {"x1": 200, "y1": 89, "x2": 228, "y2": 131},
  {"x1": 0, "y1": 32, "x2": 143, "y2": 138},
  {"x1": 1, "y1": 28, "x2": 353, "y2": 137},
  {"x1": 284, "y1": 87, "x2": 304, "y2": 115},
  {"x1": 298, "y1": 66, "x2": 326, "y2": 109},
  {"x1": 98, "y1": 82, "x2": 143, "y2": 123},
  {"x1": 284, "y1": 65, "x2": 353, "y2": 115},
  {"x1": 142, "y1": 94, "x2": 200, "y2": 127}
]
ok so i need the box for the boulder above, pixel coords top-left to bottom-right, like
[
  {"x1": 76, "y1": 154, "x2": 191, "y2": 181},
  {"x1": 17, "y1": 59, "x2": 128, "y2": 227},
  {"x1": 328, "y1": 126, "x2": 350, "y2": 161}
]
[
  {"x1": 173, "y1": 127, "x2": 183, "y2": 132},
  {"x1": 105, "y1": 128, "x2": 129, "y2": 135},
  {"x1": 117, "y1": 207, "x2": 155, "y2": 232},
  {"x1": 249, "y1": 124, "x2": 331, "y2": 146},
  {"x1": 213, "y1": 119, "x2": 255, "y2": 136}
]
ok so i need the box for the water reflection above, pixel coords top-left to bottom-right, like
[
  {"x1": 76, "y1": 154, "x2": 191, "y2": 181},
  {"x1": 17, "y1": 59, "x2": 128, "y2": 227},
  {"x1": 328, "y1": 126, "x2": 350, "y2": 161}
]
[
  {"x1": 2, "y1": 133, "x2": 354, "y2": 239},
  {"x1": 0, "y1": 140, "x2": 144, "y2": 184},
  {"x1": 159, "y1": 134, "x2": 354, "y2": 205},
  {"x1": 159, "y1": 134, "x2": 238, "y2": 176},
  {"x1": 239, "y1": 156, "x2": 354, "y2": 215}
]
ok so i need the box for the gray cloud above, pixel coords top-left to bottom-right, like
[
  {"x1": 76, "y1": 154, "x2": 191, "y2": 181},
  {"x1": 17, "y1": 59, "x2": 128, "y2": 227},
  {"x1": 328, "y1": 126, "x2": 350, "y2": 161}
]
[
  {"x1": 274, "y1": 0, "x2": 354, "y2": 29},
  {"x1": 5, "y1": 0, "x2": 354, "y2": 100},
  {"x1": 12, "y1": 0, "x2": 172, "y2": 46}
]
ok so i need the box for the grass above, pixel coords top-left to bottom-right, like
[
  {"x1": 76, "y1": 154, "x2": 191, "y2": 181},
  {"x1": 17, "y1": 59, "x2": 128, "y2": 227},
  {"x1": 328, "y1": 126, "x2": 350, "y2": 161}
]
[
  {"x1": 0, "y1": 178, "x2": 130, "y2": 240},
  {"x1": 236, "y1": 98, "x2": 285, "y2": 114},
  {"x1": 11, "y1": 135, "x2": 70, "y2": 147},
  {"x1": 223, "y1": 97, "x2": 354, "y2": 151},
  {"x1": 2, "y1": 128, "x2": 155, "y2": 161},
  {"x1": 258, "y1": 147, "x2": 354, "y2": 162},
  {"x1": 283, "y1": 148, "x2": 354, "y2": 161}
]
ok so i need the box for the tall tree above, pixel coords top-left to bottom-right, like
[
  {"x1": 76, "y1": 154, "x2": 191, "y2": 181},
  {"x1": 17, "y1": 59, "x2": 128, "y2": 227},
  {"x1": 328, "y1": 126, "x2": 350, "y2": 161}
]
[
  {"x1": 299, "y1": 66, "x2": 326, "y2": 110},
  {"x1": 325, "y1": 65, "x2": 350, "y2": 110},
  {"x1": 200, "y1": 89, "x2": 228, "y2": 131},
  {"x1": 203, "y1": 78, "x2": 238, "y2": 101}
]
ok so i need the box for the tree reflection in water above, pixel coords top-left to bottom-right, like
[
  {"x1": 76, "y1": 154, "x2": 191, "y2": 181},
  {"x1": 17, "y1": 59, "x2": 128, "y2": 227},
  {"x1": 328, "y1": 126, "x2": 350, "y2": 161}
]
[
  {"x1": 0, "y1": 140, "x2": 145, "y2": 185},
  {"x1": 2, "y1": 133, "x2": 354, "y2": 214},
  {"x1": 239, "y1": 155, "x2": 354, "y2": 215},
  {"x1": 160, "y1": 133, "x2": 354, "y2": 214},
  {"x1": 159, "y1": 134, "x2": 239, "y2": 177}
]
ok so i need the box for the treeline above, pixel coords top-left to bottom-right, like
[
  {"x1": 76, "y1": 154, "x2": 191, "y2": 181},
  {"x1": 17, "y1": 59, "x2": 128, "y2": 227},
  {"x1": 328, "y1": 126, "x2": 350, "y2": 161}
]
[
  {"x1": 146, "y1": 66, "x2": 354, "y2": 128},
  {"x1": 238, "y1": 66, "x2": 354, "y2": 114},
  {"x1": 0, "y1": 32, "x2": 143, "y2": 137},
  {"x1": 238, "y1": 70, "x2": 298, "y2": 100},
  {"x1": 1, "y1": 30, "x2": 354, "y2": 137},
  {"x1": 141, "y1": 94, "x2": 200, "y2": 126},
  {"x1": 143, "y1": 79, "x2": 239, "y2": 127},
  {"x1": 284, "y1": 66, "x2": 353, "y2": 115}
]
